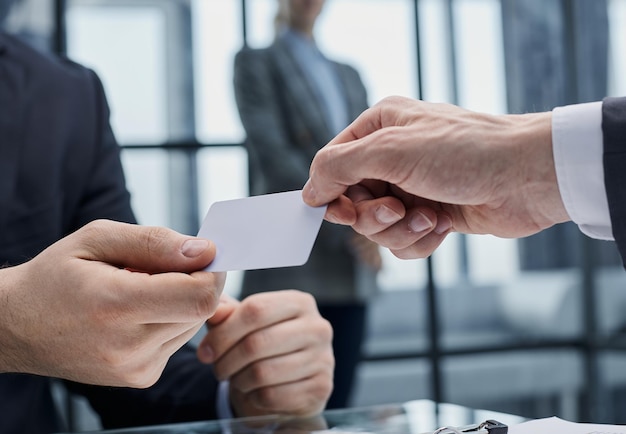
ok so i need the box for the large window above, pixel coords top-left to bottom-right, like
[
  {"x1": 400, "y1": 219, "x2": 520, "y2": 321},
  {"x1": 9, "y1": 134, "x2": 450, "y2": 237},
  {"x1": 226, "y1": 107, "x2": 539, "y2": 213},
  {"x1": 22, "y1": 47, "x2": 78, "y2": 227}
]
[
  {"x1": 62, "y1": 0, "x2": 626, "y2": 411},
  {"x1": 7, "y1": 0, "x2": 626, "y2": 426}
]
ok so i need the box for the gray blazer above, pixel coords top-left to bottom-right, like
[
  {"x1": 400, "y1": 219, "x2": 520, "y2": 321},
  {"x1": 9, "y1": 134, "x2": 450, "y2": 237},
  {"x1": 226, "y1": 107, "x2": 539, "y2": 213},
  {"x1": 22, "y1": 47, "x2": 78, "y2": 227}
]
[{"x1": 233, "y1": 38, "x2": 377, "y2": 303}]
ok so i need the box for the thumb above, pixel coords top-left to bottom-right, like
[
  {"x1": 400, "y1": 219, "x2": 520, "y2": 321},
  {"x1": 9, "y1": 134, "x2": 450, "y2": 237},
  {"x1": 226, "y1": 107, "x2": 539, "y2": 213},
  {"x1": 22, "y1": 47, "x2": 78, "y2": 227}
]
[{"x1": 74, "y1": 220, "x2": 216, "y2": 274}]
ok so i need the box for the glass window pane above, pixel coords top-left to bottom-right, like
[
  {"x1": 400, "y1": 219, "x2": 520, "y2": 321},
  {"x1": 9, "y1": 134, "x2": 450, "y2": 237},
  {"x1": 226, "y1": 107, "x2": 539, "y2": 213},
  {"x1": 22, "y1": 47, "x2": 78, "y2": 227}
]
[
  {"x1": 420, "y1": 0, "x2": 454, "y2": 103},
  {"x1": 608, "y1": 0, "x2": 626, "y2": 96},
  {"x1": 192, "y1": 0, "x2": 245, "y2": 143},
  {"x1": 454, "y1": 0, "x2": 506, "y2": 113},
  {"x1": 66, "y1": 3, "x2": 169, "y2": 144},
  {"x1": 197, "y1": 146, "x2": 249, "y2": 217},
  {"x1": 315, "y1": 0, "x2": 418, "y2": 102},
  {"x1": 121, "y1": 149, "x2": 170, "y2": 227},
  {"x1": 245, "y1": 0, "x2": 275, "y2": 48}
]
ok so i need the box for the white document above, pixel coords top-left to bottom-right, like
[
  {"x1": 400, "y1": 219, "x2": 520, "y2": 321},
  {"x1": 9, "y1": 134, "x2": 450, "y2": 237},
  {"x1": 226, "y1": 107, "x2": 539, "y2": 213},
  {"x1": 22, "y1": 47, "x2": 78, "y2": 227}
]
[
  {"x1": 197, "y1": 190, "x2": 327, "y2": 272},
  {"x1": 510, "y1": 416, "x2": 626, "y2": 434}
]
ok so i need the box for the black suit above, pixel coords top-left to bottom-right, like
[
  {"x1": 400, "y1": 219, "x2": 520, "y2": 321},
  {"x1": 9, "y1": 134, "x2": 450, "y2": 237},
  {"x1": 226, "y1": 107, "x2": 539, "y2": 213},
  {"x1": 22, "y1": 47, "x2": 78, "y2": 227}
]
[
  {"x1": 603, "y1": 96, "x2": 626, "y2": 265},
  {"x1": 0, "y1": 32, "x2": 217, "y2": 433}
]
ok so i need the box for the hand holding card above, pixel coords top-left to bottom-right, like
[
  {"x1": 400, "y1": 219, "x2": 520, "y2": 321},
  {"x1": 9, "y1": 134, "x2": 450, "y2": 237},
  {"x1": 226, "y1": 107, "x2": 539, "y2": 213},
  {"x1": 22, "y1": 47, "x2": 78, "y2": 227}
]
[{"x1": 197, "y1": 190, "x2": 327, "y2": 272}]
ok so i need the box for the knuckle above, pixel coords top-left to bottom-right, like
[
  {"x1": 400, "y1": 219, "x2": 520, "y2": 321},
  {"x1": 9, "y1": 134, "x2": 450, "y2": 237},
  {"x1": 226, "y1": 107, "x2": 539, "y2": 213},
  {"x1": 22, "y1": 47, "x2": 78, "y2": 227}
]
[
  {"x1": 372, "y1": 235, "x2": 407, "y2": 251},
  {"x1": 309, "y1": 315, "x2": 333, "y2": 343},
  {"x1": 240, "y1": 298, "x2": 268, "y2": 326},
  {"x1": 319, "y1": 318, "x2": 334, "y2": 342},
  {"x1": 314, "y1": 145, "x2": 341, "y2": 178},
  {"x1": 89, "y1": 286, "x2": 130, "y2": 329},
  {"x1": 194, "y1": 288, "x2": 219, "y2": 319},
  {"x1": 285, "y1": 289, "x2": 316, "y2": 308},
  {"x1": 249, "y1": 361, "x2": 272, "y2": 385},
  {"x1": 123, "y1": 366, "x2": 161, "y2": 389},
  {"x1": 76, "y1": 220, "x2": 111, "y2": 253},
  {"x1": 143, "y1": 226, "x2": 170, "y2": 257},
  {"x1": 254, "y1": 386, "x2": 278, "y2": 408},
  {"x1": 241, "y1": 331, "x2": 266, "y2": 357},
  {"x1": 313, "y1": 375, "x2": 334, "y2": 402},
  {"x1": 392, "y1": 244, "x2": 429, "y2": 260},
  {"x1": 119, "y1": 355, "x2": 167, "y2": 389},
  {"x1": 80, "y1": 219, "x2": 108, "y2": 235},
  {"x1": 99, "y1": 335, "x2": 139, "y2": 367}
]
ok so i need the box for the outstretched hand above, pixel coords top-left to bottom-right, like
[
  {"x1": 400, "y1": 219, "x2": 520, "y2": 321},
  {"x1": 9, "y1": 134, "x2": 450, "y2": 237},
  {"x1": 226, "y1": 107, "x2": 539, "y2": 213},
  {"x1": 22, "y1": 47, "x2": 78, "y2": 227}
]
[
  {"x1": 303, "y1": 96, "x2": 570, "y2": 259},
  {"x1": 0, "y1": 220, "x2": 225, "y2": 388}
]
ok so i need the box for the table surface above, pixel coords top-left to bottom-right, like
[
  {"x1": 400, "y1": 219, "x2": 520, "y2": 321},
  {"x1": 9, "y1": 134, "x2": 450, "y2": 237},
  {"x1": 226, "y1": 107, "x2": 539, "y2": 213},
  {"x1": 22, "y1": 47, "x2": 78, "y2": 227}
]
[{"x1": 63, "y1": 399, "x2": 528, "y2": 434}]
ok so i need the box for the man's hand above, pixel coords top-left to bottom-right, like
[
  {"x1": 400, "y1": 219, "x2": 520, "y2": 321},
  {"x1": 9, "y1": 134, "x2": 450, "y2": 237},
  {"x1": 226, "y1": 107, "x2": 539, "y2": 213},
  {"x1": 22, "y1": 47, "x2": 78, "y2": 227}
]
[
  {"x1": 0, "y1": 220, "x2": 225, "y2": 388},
  {"x1": 197, "y1": 291, "x2": 334, "y2": 418},
  {"x1": 303, "y1": 96, "x2": 570, "y2": 259}
]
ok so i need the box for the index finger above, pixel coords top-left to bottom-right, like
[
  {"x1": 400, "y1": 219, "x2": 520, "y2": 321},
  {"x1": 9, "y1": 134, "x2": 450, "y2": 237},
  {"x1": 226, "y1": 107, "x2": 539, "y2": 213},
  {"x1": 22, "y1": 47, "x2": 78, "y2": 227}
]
[
  {"x1": 304, "y1": 127, "x2": 413, "y2": 207},
  {"x1": 203, "y1": 290, "x2": 312, "y2": 360},
  {"x1": 101, "y1": 266, "x2": 225, "y2": 324},
  {"x1": 302, "y1": 106, "x2": 383, "y2": 207},
  {"x1": 303, "y1": 96, "x2": 423, "y2": 208}
]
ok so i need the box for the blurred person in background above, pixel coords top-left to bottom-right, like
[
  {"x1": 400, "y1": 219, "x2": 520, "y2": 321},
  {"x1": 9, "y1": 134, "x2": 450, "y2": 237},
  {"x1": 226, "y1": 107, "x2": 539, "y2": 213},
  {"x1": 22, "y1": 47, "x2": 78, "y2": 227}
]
[{"x1": 233, "y1": 0, "x2": 381, "y2": 409}]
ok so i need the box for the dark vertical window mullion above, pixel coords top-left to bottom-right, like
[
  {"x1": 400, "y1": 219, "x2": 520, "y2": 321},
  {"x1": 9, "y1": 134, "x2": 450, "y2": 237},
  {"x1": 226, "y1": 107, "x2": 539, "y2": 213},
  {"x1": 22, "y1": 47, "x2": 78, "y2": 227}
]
[
  {"x1": 241, "y1": 0, "x2": 248, "y2": 47},
  {"x1": 561, "y1": 1, "x2": 601, "y2": 422},
  {"x1": 413, "y1": 0, "x2": 444, "y2": 406},
  {"x1": 53, "y1": 0, "x2": 67, "y2": 55}
]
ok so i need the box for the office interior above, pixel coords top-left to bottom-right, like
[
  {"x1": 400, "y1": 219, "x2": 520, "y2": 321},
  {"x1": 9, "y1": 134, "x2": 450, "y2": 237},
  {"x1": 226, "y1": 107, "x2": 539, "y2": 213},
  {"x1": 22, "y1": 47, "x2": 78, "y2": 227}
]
[{"x1": 4, "y1": 0, "x2": 626, "y2": 430}]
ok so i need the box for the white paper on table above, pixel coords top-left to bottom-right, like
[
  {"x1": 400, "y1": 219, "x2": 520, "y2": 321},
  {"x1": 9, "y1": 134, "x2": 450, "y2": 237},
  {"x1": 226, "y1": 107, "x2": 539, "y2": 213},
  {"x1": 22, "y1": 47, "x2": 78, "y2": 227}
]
[
  {"x1": 197, "y1": 190, "x2": 327, "y2": 272},
  {"x1": 510, "y1": 416, "x2": 626, "y2": 434}
]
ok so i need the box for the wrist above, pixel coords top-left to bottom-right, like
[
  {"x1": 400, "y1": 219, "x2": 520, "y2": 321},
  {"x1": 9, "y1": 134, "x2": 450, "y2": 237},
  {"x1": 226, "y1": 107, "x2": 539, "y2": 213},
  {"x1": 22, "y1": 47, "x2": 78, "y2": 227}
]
[{"x1": 511, "y1": 111, "x2": 570, "y2": 230}]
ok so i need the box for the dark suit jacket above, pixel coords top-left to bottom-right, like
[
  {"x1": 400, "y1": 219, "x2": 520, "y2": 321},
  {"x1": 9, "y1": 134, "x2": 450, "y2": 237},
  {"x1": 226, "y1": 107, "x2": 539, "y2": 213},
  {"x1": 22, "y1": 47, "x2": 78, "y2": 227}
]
[
  {"x1": 233, "y1": 37, "x2": 376, "y2": 303},
  {"x1": 0, "y1": 32, "x2": 217, "y2": 433},
  {"x1": 602, "y1": 96, "x2": 626, "y2": 266}
]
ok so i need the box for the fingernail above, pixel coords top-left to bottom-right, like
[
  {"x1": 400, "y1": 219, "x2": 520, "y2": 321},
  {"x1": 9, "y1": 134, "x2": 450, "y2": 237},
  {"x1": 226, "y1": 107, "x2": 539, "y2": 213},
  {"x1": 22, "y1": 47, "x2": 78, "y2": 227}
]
[
  {"x1": 198, "y1": 344, "x2": 214, "y2": 363},
  {"x1": 375, "y1": 205, "x2": 402, "y2": 224},
  {"x1": 434, "y1": 215, "x2": 452, "y2": 234},
  {"x1": 302, "y1": 180, "x2": 316, "y2": 203},
  {"x1": 326, "y1": 212, "x2": 339, "y2": 224},
  {"x1": 182, "y1": 239, "x2": 210, "y2": 258},
  {"x1": 409, "y1": 212, "x2": 434, "y2": 233}
]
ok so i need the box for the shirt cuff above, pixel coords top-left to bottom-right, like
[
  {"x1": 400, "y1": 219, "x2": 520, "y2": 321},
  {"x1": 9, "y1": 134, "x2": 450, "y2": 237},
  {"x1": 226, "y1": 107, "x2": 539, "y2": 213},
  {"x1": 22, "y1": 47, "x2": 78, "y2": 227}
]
[
  {"x1": 216, "y1": 381, "x2": 279, "y2": 434},
  {"x1": 552, "y1": 101, "x2": 613, "y2": 240},
  {"x1": 217, "y1": 380, "x2": 234, "y2": 420}
]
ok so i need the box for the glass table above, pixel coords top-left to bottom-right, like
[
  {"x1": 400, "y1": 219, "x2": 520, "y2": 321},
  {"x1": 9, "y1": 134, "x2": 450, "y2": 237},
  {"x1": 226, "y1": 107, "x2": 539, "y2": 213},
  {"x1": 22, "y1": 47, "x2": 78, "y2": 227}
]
[{"x1": 63, "y1": 400, "x2": 528, "y2": 434}]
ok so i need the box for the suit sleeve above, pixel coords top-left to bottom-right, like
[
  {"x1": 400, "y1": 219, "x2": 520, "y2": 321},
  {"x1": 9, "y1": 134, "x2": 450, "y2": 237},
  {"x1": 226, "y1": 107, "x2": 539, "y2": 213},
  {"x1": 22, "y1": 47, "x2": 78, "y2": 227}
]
[
  {"x1": 65, "y1": 69, "x2": 136, "y2": 229},
  {"x1": 602, "y1": 96, "x2": 626, "y2": 266},
  {"x1": 65, "y1": 345, "x2": 219, "y2": 429}
]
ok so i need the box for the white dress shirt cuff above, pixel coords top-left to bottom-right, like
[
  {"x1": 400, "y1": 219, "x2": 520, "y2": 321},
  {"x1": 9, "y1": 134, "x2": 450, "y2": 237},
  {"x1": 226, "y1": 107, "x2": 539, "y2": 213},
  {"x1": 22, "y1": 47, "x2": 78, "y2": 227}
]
[
  {"x1": 552, "y1": 101, "x2": 613, "y2": 240},
  {"x1": 216, "y1": 381, "x2": 278, "y2": 434},
  {"x1": 217, "y1": 380, "x2": 234, "y2": 419}
]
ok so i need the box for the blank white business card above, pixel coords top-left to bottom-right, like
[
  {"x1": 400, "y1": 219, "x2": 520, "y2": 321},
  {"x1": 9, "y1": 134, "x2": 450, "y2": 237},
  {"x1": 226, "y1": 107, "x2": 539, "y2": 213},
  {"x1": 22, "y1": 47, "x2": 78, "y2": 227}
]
[{"x1": 197, "y1": 190, "x2": 327, "y2": 272}]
